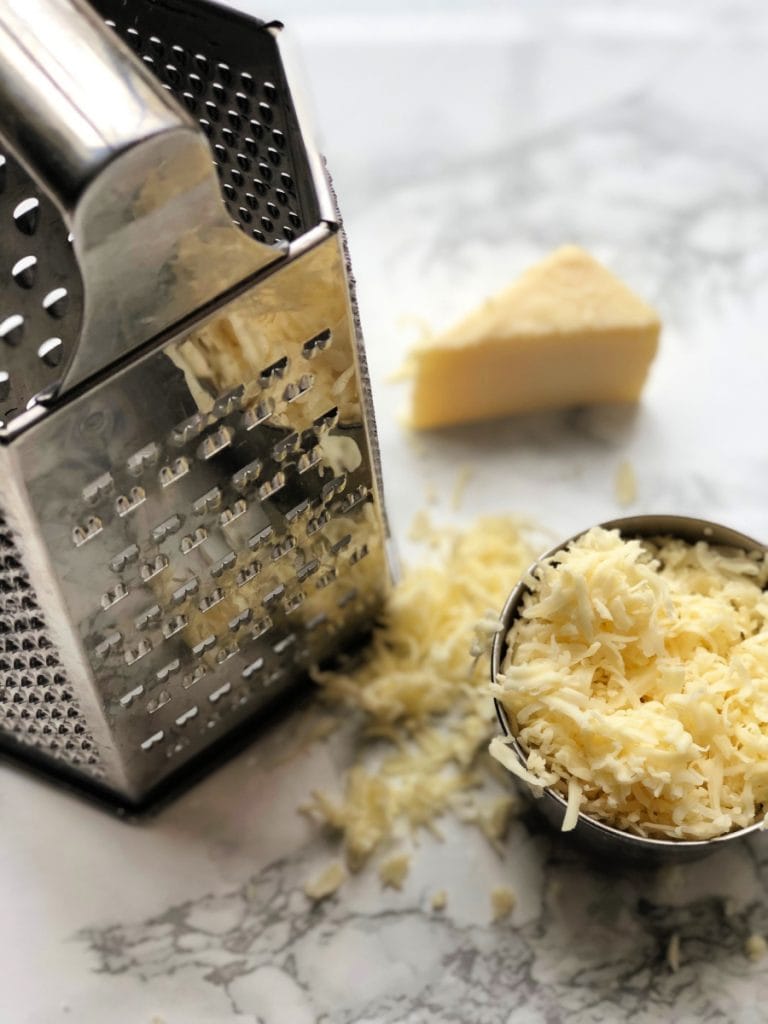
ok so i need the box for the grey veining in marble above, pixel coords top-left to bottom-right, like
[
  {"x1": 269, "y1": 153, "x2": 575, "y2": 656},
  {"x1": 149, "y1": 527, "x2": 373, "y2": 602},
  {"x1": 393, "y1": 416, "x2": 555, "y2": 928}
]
[
  {"x1": 6, "y1": 3, "x2": 768, "y2": 1022},
  {"x1": 75, "y1": 811, "x2": 768, "y2": 1023}
]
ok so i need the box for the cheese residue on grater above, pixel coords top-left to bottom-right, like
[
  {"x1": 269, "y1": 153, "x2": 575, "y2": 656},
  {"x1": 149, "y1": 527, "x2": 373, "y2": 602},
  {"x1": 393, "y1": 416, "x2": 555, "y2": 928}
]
[{"x1": 491, "y1": 526, "x2": 768, "y2": 840}]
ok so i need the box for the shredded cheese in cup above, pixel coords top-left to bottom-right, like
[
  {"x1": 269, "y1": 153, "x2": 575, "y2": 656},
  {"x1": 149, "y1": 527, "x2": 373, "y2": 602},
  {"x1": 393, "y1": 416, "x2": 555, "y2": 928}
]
[{"x1": 491, "y1": 526, "x2": 768, "y2": 840}]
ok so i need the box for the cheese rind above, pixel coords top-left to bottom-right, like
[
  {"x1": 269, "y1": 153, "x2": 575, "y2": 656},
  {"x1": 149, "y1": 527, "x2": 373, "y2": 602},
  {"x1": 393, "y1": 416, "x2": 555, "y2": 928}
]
[{"x1": 408, "y1": 246, "x2": 660, "y2": 429}]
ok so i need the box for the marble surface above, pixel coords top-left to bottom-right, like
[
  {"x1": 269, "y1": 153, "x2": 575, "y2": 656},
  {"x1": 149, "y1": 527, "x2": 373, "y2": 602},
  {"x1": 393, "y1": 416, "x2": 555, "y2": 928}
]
[{"x1": 7, "y1": 2, "x2": 768, "y2": 1021}]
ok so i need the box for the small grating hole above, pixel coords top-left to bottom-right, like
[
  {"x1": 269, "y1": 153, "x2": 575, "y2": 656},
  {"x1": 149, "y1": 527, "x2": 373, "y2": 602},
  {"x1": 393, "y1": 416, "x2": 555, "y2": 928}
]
[
  {"x1": 13, "y1": 197, "x2": 40, "y2": 236},
  {"x1": 212, "y1": 83, "x2": 227, "y2": 104},
  {"x1": 0, "y1": 154, "x2": 6, "y2": 193},
  {"x1": 263, "y1": 81, "x2": 277, "y2": 101},
  {"x1": 0, "y1": 372, "x2": 10, "y2": 401},
  {"x1": 195, "y1": 52, "x2": 210, "y2": 72},
  {"x1": 188, "y1": 72, "x2": 204, "y2": 94}
]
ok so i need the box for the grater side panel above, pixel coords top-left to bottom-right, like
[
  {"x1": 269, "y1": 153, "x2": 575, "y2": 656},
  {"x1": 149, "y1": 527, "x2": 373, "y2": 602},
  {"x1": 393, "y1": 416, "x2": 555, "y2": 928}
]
[
  {"x1": 0, "y1": 445, "x2": 132, "y2": 792},
  {"x1": 13, "y1": 229, "x2": 389, "y2": 803},
  {"x1": 93, "y1": 0, "x2": 319, "y2": 248}
]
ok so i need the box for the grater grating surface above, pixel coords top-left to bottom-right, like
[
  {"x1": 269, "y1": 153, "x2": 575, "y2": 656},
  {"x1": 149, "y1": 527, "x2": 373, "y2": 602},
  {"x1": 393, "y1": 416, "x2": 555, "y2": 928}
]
[
  {"x1": 97, "y1": 0, "x2": 318, "y2": 247},
  {"x1": 0, "y1": 0, "x2": 391, "y2": 805},
  {"x1": 0, "y1": 511, "x2": 102, "y2": 776},
  {"x1": 0, "y1": 150, "x2": 85, "y2": 425}
]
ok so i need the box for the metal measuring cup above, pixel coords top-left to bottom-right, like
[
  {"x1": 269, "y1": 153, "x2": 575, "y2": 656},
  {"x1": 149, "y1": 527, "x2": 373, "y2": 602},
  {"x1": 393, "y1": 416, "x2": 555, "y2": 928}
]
[{"x1": 491, "y1": 515, "x2": 767, "y2": 862}]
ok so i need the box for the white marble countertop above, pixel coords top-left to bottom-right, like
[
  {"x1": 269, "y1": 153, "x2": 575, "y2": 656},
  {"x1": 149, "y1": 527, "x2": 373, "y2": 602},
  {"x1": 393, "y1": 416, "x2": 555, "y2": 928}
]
[{"x1": 6, "y1": 2, "x2": 768, "y2": 1021}]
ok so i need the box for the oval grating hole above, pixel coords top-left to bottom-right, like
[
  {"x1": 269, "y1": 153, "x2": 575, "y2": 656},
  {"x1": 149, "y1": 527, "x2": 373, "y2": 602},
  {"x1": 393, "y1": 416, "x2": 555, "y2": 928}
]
[
  {"x1": 0, "y1": 371, "x2": 9, "y2": 401},
  {"x1": 11, "y1": 255, "x2": 37, "y2": 289},
  {"x1": 38, "y1": 337, "x2": 63, "y2": 367},
  {"x1": 42, "y1": 287, "x2": 68, "y2": 318},
  {"x1": 13, "y1": 197, "x2": 40, "y2": 236},
  {"x1": 0, "y1": 315, "x2": 23, "y2": 346}
]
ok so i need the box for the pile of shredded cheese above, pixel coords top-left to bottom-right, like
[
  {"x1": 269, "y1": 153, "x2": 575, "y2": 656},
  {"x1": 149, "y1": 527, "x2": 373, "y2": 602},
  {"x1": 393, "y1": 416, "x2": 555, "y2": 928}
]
[
  {"x1": 303, "y1": 514, "x2": 536, "y2": 870},
  {"x1": 491, "y1": 526, "x2": 768, "y2": 840}
]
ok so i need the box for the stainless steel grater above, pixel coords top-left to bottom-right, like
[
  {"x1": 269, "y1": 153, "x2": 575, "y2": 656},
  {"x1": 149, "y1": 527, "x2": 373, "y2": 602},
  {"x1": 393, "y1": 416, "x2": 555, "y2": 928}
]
[{"x1": 0, "y1": 0, "x2": 391, "y2": 806}]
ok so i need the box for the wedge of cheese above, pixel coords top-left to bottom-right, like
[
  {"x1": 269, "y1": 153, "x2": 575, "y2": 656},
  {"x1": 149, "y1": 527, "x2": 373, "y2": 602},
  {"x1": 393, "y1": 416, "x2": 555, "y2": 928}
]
[{"x1": 408, "y1": 245, "x2": 660, "y2": 429}]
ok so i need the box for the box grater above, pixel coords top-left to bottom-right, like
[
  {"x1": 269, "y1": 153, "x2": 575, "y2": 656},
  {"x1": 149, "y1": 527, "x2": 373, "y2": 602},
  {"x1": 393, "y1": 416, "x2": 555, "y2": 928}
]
[{"x1": 0, "y1": 0, "x2": 391, "y2": 806}]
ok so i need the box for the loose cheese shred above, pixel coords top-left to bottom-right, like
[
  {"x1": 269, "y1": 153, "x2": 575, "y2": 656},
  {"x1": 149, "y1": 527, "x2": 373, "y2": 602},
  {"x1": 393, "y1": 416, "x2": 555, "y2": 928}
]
[
  {"x1": 304, "y1": 861, "x2": 347, "y2": 902},
  {"x1": 490, "y1": 887, "x2": 516, "y2": 921},
  {"x1": 431, "y1": 890, "x2": 448, "y2": 912},
  {"x1": 304, "y1": 516, "x2": 536, "y2": 868},
  {"x1": 615, "y1": 460, "x2": 637, "y2": 507},
  {"x1": 745, "y1": 934, "x2": 767, "y2": 961},
  {"x1": 491, "y1": 526, "x2": 768, "y2": 840},
  {"x1": 378, "y1": 852, "x2": 411, "y2": 890},
  {"x1": 667, "y1": 933, "x2": 681, "y2": 972}
]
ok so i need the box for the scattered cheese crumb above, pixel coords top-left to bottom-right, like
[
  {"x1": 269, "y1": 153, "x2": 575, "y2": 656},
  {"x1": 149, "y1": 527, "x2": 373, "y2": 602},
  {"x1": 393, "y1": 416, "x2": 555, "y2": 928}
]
[
  {"x1": 615, "y1": 459, "x2": 637, "y2": 506},
  {"x1": 379, "y1": 852, "x2": 411, "y2": 890},
  {"x1": 491, "y1": 887, "x2": 516, "y2": 922},
  {"x1": 451, "y1": 465, "x2": 474, "y2": 511},
  {"x1": 408, "y1": 508, "x2": 435, "y2": 543},
  {"x1": 386, "y1": 354, "x2": 417, "y2": 384},
  {"x1": 667, "y1": 933, "x2": 681, "y2": 972},
  {"x1": 745, "y1": 934, "x2": 767, "y2": 961},
  {"x1": 304, "y1": 861, "x2": 347, "y2": 902},
  {"x1": 492, "y1": 526, "x2": 768, "y2": 840},
  {"x1": 431, "y1": 890, "x2": 448, "y2": 912},
  {"x1": 304, "y1": 516, "x2": 536, "y2": 868},
  {"x1": 455, "y1": 793, "x2": 518, "y2": 850}
]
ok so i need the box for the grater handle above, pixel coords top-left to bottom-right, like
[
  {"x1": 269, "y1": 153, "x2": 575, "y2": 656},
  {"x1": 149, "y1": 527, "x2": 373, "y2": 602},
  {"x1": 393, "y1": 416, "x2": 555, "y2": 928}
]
[
  {"x1": 0, "y1": 0, "x2": 283, "y2": 398},
  {"x1": 0, "y1": 0, "x2": 195, "y2": 216}
]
